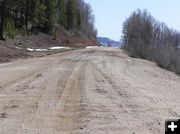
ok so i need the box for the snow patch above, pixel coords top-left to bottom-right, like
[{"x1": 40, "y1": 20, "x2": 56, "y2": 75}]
[
  {"x1": 50, "y1": 47, "x2": 70, "y2": 50},
  {"x1": 35, "y1": 49, "x2": 48, "y2": 52},
  {"x1": 26, "y1": 46, "x2": 70, "y2": 52},
  {"x1": 27, "y1": 48, "x2": 34, "y2": 51},
  {"x1": 13, "y1": 46, "x2": 23, "y2": 49},
  {"x1": 27, "y1": 48, "x2": 48, "y2": 52},
  {"x1": 86, "y1": 46, "x2": 99, "y2": 49}
]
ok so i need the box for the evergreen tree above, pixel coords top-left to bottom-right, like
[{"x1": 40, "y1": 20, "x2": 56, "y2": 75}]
[
  {"x1": 0, "y1": 0, "x2": 97, "y2": 39},
  {"x1": 66, "y1": 0, "x2": 77, "y2": 30},
  {"x1": 43, "y1": 0, "x2": 55, "y2": 33},
  {"x1": 58, "y1": 0, "x2": 66, "y2": 28},
  {"x1": 0, "y1": 0, "x2": 6, "y2": 40}
]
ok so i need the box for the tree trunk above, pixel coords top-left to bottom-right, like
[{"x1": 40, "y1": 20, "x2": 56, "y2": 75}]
[
  {"x1": 25, "y1": 0, "x2": 29, "y2": 35},
  {"x1": 14, "y1": 10, "x2": 18, "y2": 28},
  {"x1": 20, "y1": 8, "x2": 23, "y2": 27},
  {"x1": 0, "y1": 0, "x2": 6, "y2": 40}
]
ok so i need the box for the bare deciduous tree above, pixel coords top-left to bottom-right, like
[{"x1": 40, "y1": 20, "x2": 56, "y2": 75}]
[{"x1": 122, "y1": 9, "x2": 180, "y2": 74}]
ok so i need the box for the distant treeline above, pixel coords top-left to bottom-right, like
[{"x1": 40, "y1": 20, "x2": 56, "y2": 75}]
[
  {"x1": 0, "y1": 0, "x2": 97, "y2": 40},
  {"x1": 122, "y1": 9, "x2": 180, "y2": 74}
]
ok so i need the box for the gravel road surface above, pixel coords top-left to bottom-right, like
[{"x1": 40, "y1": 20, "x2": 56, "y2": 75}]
[{"x1": 0, "y1": 47, "x2": 180, "y2": 134}]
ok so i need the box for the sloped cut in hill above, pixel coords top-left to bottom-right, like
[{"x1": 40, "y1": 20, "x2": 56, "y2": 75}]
[{"x1": 0, "y1": 29, "x2": 99, "y2": 63}]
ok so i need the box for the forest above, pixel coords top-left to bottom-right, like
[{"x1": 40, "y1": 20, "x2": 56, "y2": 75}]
[
  {"x1": 0, "y1": 0, "x2": 97, "y2": 40},
  {"x1": 122, "y1": 9, "x2": 180, "y2": 74}
]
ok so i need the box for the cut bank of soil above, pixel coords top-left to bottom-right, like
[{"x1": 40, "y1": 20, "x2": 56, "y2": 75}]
[{"x1": 0, "y1": 31, "x2": 99, "y2": 63}]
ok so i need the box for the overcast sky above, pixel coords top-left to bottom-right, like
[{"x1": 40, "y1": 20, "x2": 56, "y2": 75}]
[{"x1": 85, "y1": 0, "x2": 180, "y2": 41}]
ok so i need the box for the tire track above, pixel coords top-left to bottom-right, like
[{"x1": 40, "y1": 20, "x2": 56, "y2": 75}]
[{"x1": 14, "y1": 59, "x2": 75, "y2": 134}]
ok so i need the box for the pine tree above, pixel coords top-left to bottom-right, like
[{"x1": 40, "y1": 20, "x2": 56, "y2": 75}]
[
  {"x1": 66, "y1": 0, "x2": 77, "y2": 30},
  {"x1": 0, "y1": 0, "x2": 97, "y2": 40},
  {"x1": 43, "y1": 0, "x2": 56, "y2": 33},
  {"x1": 30, "y1": 0, "x2": 47, "y2": 31},
  {"x1": 58, "y1": 0, "x2": 66, "y2": 28},
  {"x1": 0, "y1": 0, "x2": 6, "y2": 40}
]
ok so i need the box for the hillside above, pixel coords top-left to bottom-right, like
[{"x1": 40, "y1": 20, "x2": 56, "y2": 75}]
[
  {"x1": 0, "y1": 0, "x2": 98, "y2": 63},
  {"x1": 0, "y1": 28, "x2": 99, "y2": 63},
  {"x1": 97, "y1": 37, "x2": 121, "y2": 48}
]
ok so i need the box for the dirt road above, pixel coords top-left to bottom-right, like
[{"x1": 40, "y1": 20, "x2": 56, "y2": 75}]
[{"x1": 0, "y1": 47, "x2": 180, "y2": 134}]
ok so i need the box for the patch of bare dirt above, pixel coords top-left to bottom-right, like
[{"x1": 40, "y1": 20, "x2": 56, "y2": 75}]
[
  {"x1": 10, "y1": 28, "x2": 99, "y2": 49},
  {"x1": 0, "y1": 44, "x2": 29, "y2": 63},
  {"x1": 0, "y1": 28, "x2": 99, "y2": 63}
]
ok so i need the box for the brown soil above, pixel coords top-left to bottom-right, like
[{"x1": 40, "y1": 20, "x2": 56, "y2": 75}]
[
  {"x1": 0, "y1": 44, "x2": 28, "y2": 63},
  {"x1": 0, "y1": 29, "x2": 99, "y2": 63}
]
